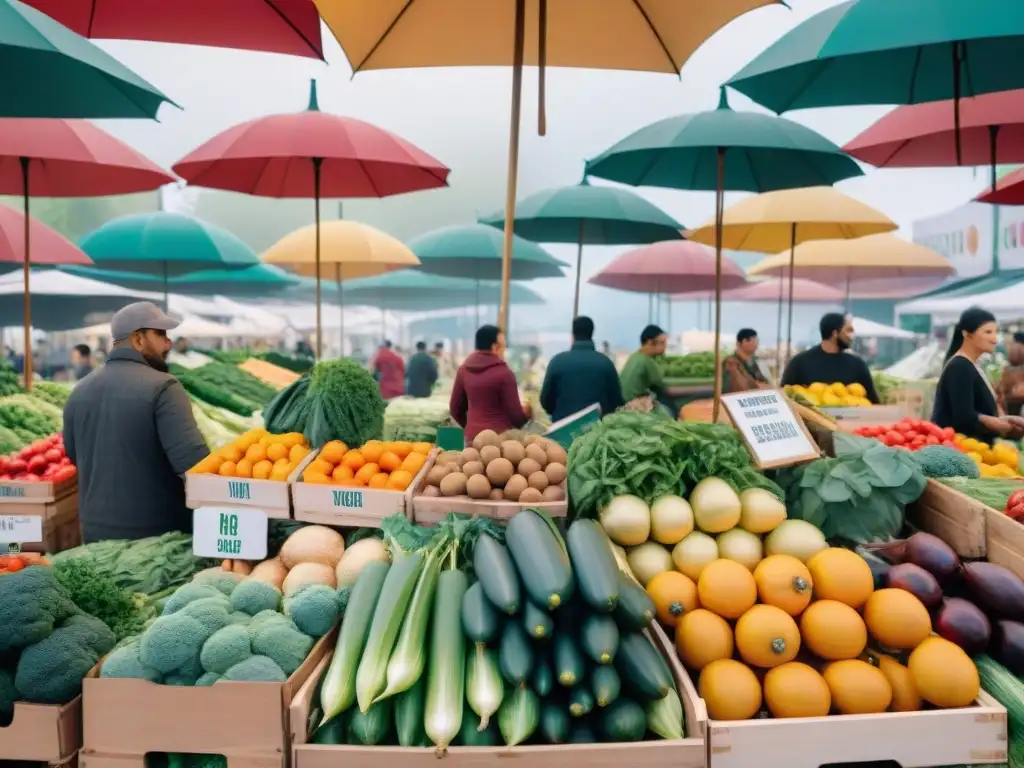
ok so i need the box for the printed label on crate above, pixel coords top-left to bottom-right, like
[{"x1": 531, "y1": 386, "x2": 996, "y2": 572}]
[
  {"x1": 0, "y1": 514, "x2": 42, "y2": 544},
  {"x1": 331, "y1": 489, "x2": 364, "y2": 509},
  {"x1": 0, "y1": 485, "x2": 26, "y2": 499},
  {"x1": 192, "y1": 506, "x2": 268, "y2": 560},
  {"x1": 225, "y1": 479, "x2": 252, "y2": 501},
  {"x1": 722, "y1": 389, "x2": 820, "y2": 468}
]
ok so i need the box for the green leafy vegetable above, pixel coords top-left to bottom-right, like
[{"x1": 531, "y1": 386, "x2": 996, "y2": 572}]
[
  {"x1": 304, "y1": 359, "x2": 386, "y2": 449},
  {"x1": 938, "y1": 476, "x2": 1024, "y2": 511},
  {"x1": 52, "y1": 557, "x2": 153, "y2": 641}
]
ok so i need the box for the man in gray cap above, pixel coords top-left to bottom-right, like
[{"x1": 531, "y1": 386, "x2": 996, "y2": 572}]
[{"x1": 63, "y1": 302, "x2": 209, "y2": 542}]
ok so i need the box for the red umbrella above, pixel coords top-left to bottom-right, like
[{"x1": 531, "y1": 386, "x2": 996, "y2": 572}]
[
  {"x1": 976, "y1": 166, "x2": 1024, "y2": 205},
  {"x1": 0, "y1": 205, "x2": 92, "y2": 269},
  {"x1": 0, "y1": 117, "x2": 176, "y2": 387},
  {"x1": 173, "y1": 79, "x2": 451, "y2": 357},
  {"x1": 22, "y1": 0, "x2": 324, "y2": 58},
  {"x1": 589, "y1": 241, "x2": 747, "y2": 294}
]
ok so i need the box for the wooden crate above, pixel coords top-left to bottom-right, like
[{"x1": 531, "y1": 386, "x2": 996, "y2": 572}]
[
  {"x1": 985, "y1": 507, "x2": 1024, "y2": 580},
  {"x1": 1, "y1": 487, "x2": 80, "y2": 554},
  {"x1": 0, "y1": 695, "x2": 81, "y2": 763},
  {"x1": 906, "y1": 479, "x2": 989, "y2": 558}
]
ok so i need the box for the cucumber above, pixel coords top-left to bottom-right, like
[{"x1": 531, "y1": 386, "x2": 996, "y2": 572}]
[
  {"x1": 498, "y1": 684, "x2": 539, "y2": 747},
  {"x1": 522, "y1": 600, "x2": 554, "y2": 639},
  {"x1": 580, "y1": 613, "x2": 619, "y2": 664},
  {"x1": 568, "y1": 684, "x2": 594, "y2": 717},
  {"x1": 539, "y1": 701, "x2": 571, "y2": 744},
  {"x1": 591, "y1": 664, "x2": 621, "y2": 707},
  {"x1": 616, "y1": 632, "x2": 672, "y2": 700},
  {"x1": 646, "y1": 687, "x2": 685, "y2": 739},
  {"x1": 530, "y1": 654, "x2": 554, "y2": 697},
  {"x1": 505, "y1": 509, "x2": 573, "y2": 609},
  {"x1": 462, "y1": 581, "x2": 500, "y2": 644},
  {"x1": 311, "y1": 713, "x2": 346, "y2": 744},
  {"x1": 474, "y1": 533, "x2": 521, "y2": 615},
  {"x1": 394, "y1": 676, "x2": 428, "y2": 746},
  {"x1": 347, "y1": 699, "x2": 392, "y2": 745},
  {"x1": 498, "y1": 620, "x2": 534, "y2": 685},
  {"x1": 424, "y1": 569, "x2": 469, "y2": 751},
  {"x1": 568, "y1": 719, "x2": 598, "y2": 743},
  {"x1": 458, "y1": 707, "x2": 499, "y2": 746},
  {"x1": 601, "y1": 699, "x2": 646, "y2": 742},
  {"x1": 566, "y1": 520, "x2": 620, "y2": 612},
  {"x1": 614, "y1": 574, "x2": 656, "y2": 631},
  {"x1": 553, "y1": 632, "x2": 585, "y2": 687}
]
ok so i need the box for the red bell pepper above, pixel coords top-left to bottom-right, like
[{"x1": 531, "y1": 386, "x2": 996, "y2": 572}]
[{"x1": 1006, "y1": 489, "x2": 1024, "y2": 521}]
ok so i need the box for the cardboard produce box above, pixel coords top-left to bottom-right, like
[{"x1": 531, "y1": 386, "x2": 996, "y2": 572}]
[
  {"x1": 0, "y1": 695, "x2": 81, "y2": 764},
  {"x1": 185, "y1": 471, "x2": 294, "y2": 519},
  {"x1": 906, "y1": 478, "x2": 991, "y2": 559},
  {"x1": 0, "y1": 482, "x2": 81, "y2": 554}
]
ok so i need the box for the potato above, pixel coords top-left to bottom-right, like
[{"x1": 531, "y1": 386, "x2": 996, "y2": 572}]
[
  {"x1": 466, "y1": 474, "x2": 492, "y2": 499},
  {"x1": 501, "y1": 440, "x2": 526, "y2": 467},
  {"x1": 479, "y1": 444, "x2": 501, "y2": 465},
  {"x1": 438, "y1": 451, "x2": 461, "y2": 466},
  {"x1": 422, "y1": 485, "x2": 442, "y2": 497},
  {"x1": 488, "y1": 488, "x2": 505, "y2": 501},
  {"x1": 459, "y1": 447, "x2": 481, "y2": 467},
  {"x1": 524, "y1": 443, "x2": 548, "y2": 467},
  {"x1": 503, "y1": 474, "x2": 528, "y2": 502},
  {"x1": 462, "y1": 460, "x2": 485, "y2": 477},
  {"x1": 439, "y1": 472, "x2": 468, "y2": 496},
  {"x1": 542, "y1": 485, "x2": 565, "y2": 502},
  {"x1": 524, "y1": 433, "x2": 543, "y2": 446},
  {"x1": 545, "y1": 462, "x2": 567, "y2": 486},
  {"x1": 485, "y1": 457, "x2": 515, "y2": 487},
  {"x1": 472, "y1": 429, "x2": 501, "y2": 450},
  {"x1": 518, "y1": 487, "x2": 544, "y2": 504},
  {"x1": 426, "y1": 465, "x2": 452, "y2": 487},
  {"x1": 517, "y1": 457, "x2": 542, "y2": 478},
  {"x1": 545, "y1": 443, "x2": 568, "y2": 466},
  {"x1": 527, "y1": 471, "x2": 549, "y2": 492}
]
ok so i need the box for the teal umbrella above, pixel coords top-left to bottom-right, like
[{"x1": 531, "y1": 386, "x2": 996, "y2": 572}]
[
  {"x1": 727, "y1": 0, "x2": 1024, "y2": 164},
  {"x1": 79, "y1": 211, "x2": 259, "y2": 307},
  {"x1": 479, "y1": 178, "x2": 683, "y2": 317},
  {"x1": 341, "y1": 270, "x2": 545, "y2": 312},
  {"x1": 0, "y1": 0, "x2": 173, "y2": 119},
  {"x1": 61, "y1": 263, "x2": 300, "y2": 297},
  {"x1": 585, "y1": 87, "x2": 862, "y2": 419}
]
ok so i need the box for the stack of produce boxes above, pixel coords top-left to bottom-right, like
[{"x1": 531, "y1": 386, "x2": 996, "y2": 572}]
[{"x1": 0, "y1": 433, "x2": 80, "y2": 553}]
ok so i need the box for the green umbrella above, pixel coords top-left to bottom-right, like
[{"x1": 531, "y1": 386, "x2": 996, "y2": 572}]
[
  {"x1": 60, "y1": 263, "x2": 300, "y2": 297},
  {"x1": 479, "y1": 178, "x2": 683, "y2": 317},
  {"x1": 408, "y1": 223, "x2": 566, "y2": 279},
  {"x1": 0, "y1": 0, "x2": 173, "y2": 118},
  {"x1": 342, "y1": 269, "x2": 545, "y2": 312},
  {"x1": 727, "y1": 0, "x2": 1024, "y2": 164},
  {"x1": 585, "y1": 86, "x2": 862, "y2": 419}
]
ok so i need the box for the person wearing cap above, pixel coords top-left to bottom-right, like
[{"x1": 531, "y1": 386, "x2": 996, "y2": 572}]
[
  {"x1": 63, "y1": 302, "x2": 210, "y2": 543},
  {"x1": 618, "y1": 324, "x2": 679, "y2": 414}
]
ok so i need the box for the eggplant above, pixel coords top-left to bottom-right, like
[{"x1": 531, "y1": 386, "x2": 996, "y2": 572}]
[
  {"x1": 856, "y1": 547, "x2": 891, "y2": 591},
  {"x1": 991, "y1": 620, "x2": 1024, "y2": 676},
  {"x1": 935, "y1": 598, "x2": 991, "y2": 655},
  {"x1": 863, "y1": 532, "x2": 960, "y2": 584},
  {"x1": 885, "y1": 563, "x2": 943, "y2": 610},
  {"x1": 962, "y1": 562, "x2": 1024, "y2": 622}
]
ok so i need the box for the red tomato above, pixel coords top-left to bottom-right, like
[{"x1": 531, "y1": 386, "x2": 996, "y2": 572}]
[
  {"x1": 925, "y1": 435, "x2": 940, "y2": 445},
  {"x1": 8, "y1": 458, "x2": 27, "y2": 475},
  {"x1": 26, "y1": 455, "x2": 47, "y2": 473},
  {"x1": 52, "y1": 466, "x2": 76, "y2": 484},
  {"x1": 18, "y1": 445, "x2": 36, "y2": 460},
  {"x1": 885, "y1": 431, "x2": 905, "y2": 445},
  {"x1": 941, "y1": 427, "x2": 955, "y2": 440},
  {"x1": 43, "y1": 448, "x2": 62, "y2": 464},
  {"x1": 21, "y1": 473, "x2": 40, "y2": 482},
  {"x1": 0, "y1": 474, "x2": 12, "y2": 481}
]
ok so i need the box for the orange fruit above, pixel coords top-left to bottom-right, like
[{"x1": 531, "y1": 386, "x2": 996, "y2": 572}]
[
  {"x1": 281, "y1": 432, "x2": 306, "y2": 447},
  {"x1": 235, "y1": 459, "x2": 253, "y2": 478},
  {"x1": 258, "y1": 435, "x2": 273, "y2": 446},
  {"x1": 289, "y1": 444, "x2": 311, "y2": 464},
  {"x1": 218, "y1": 445, "x2": 243, "y2": 463},
  {"x1": 309, "y1": 458, "x2": 335, "y2": 476},
  {"x1": 400, "y1": 452, "x2": 427, "y2": 474},
  {"x1": 387, "y1": 469, "x2": 414, "y2": 491},
  {"x1": 333, "y1": 479, "x2": 361, "y2": 488},
  {"x1": 252, "y1": 460, "x2": 273, "y2": 480},
  {"x1": 320, "y1": 440, "x2": 348, "y2": 464},
  {"x1": 412, "y1": 442, "x2": 434, "y2": 455},
  {"x1": 360, "y1": 442, "x2": 385, "y2": 463},
  {"x1": 245, "y1": 443, "x2": 268, "y2": 463},
  {"x1": 368, "y1": 472, "x2": 390, "y2": 488},
  {"x1": 392, "y1": 442, "x2": 414, "y2": 459},
  {"x1": 354, "y1": 462, "x2": 380, "y2": 484},
  {"x1": 270, "y1": 464, "x2": 292, "y2": 481},
  {"x1": 378, "y1": 451, "x2": 402, "y2": 473},
  {"x1": 342, "y1": 450, "x2": 366, "y2": 470},
  {"x1": 303, "y1": 471, "x2": 331, "y2": 485},
  {"x1": 194, "y1": 454, "x2": 224, "y2": 474},
  {"x1": 332, "y1": 464, "x2": 355, "y2": 483},
  {"x1": 266, "y1": 443, "x2": 288, "y2": 462},
  {"x1": 218, "y1": 461, "x2": 237, "y2": 477}
]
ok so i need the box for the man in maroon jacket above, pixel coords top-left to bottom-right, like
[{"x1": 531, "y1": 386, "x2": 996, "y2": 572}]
[{"x1": 450, "y1": 325, "x2": 531, "y2": 443}]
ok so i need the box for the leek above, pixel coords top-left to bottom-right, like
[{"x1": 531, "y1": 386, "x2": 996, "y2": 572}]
[
  {"x1": 645, "y1": 686, "x2": 685, "y2": 740},
  {"x1": 466, "y1": 643, "x2": 504, "y2": 730},
  {"x1": 498, "y1": 684, "x2": 539, "y2": 747}
]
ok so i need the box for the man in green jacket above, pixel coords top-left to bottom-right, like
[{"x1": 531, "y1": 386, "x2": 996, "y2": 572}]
[{"x1": 619, "y1": 324, "x2": 679, "y2": 414}]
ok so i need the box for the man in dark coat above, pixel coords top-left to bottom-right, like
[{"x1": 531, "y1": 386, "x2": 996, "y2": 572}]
[
  {"x1": 406, "y1": 341, "x2": 438, "y2": 398},
  {"x1": 449, "y1": 325, "x2": 530, "y2": 443},
  {"x1": 541, "y1": 316, "x2": 624, "y2": 422}
]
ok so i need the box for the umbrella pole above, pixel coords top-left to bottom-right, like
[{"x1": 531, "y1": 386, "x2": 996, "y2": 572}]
[
  {"x1": 336, "y1": 265, "x2": 344, "y2": 357},
  {"x1": 648, "y1": 293, "x2": 653, "y2": 324},
  {"x1": 20, "y1": 158, "x2": 32, "y2": 392},
  {"x1": 775, "y1": 276, "x2": 784, "y2": 384},
  {"x1": 989, "y1": 125, "x2": 1000, "y2": 200},
  {"x1": 313, "y1": 157, "x2": 323, "y2": 360},
  {"x1": 163, "y1": 261, "x2": 169, "y2": 313},
  {"x1": 785, "y1": 224, "x2": 797, "y2": 368},
  {"x1": 475, "y1": 279, "x2": 480, "y2": 329},
  {"x1": 712, "y1": 147, "x2": 725, "y2": 423},
  {"x1": 845, "y1": 272, "x2": 852, "y2": 313},
  {"x1": 498, "y1": 0, "x2": 527, "y2": 335},
  {"x1": 572, "y1": 219, "x2": 584, "y2": 318}
]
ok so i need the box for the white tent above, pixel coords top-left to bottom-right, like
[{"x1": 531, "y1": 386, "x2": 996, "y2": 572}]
[
  {"x1": 896, "y1": 277, "x2": 1024, "y2": 325},
  {"x1": 72, "y1": 314, "x2": 236, "y2": 339},
  {"x1": 852, "y1": 316, "x2": 918, "y2": 340}
]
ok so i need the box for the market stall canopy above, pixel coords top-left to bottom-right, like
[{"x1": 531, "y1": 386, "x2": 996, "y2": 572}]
[
  {"x1": 0, "y1": 205, "x2": 93, "y2": 274},
  {"x1": 340, "y1": 269, "x2": 545, "y2": 312},
  {"x1": 62, "y1": 263, "x2": 302, "y2": 297},
  {"x1": 262, "y1": 219, "x2": 420, "y2": 280},
  {"x1": 74, "y1": 314, "x2": 237, "y2": 339},
  {"x1": 589, "y1": 241, "x2": 747, "y2": 295},
  {"x1": 0, "y1": 269, "x2": 155, "y2": 329},
  {"x1": 407, "y1": 223, "x2": 566, "y2": 281},
  {"x1": 976, "y1": 165, "x2": 1024, "y2": 205},
  {"x1": 851, "y1": 316, "x2": 918, "y2": 340},
  {"x1": 896, "y1": 273, "x2": 1024, "y2": 324},
  {"x1": 719, "y1": 278, "x2": 844, "y2": 303}
]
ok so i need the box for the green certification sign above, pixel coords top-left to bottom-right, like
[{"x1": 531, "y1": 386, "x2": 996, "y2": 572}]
[{"x1": 192, "y1": 507, "x2": 268, "y2": 560}]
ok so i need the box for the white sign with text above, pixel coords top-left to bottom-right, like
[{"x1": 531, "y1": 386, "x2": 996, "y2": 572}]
[
  {"x1": 722, "y1": 389, "x2": 819, "y2": 468},
  {"x1": 0, "y1": 515, "x2": 43, "y2": 544},
  {"x1": 192, "y1": 506, "x2": 268, "y2": 560}
]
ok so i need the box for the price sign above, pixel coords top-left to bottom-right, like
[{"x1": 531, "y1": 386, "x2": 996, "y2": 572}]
[
  {"x1": 193, "y1": 507, "x2": 268, "y2": 560},
  {"x1": 0, "y1": 514, "x2": 43, "y2": 544},
  {"x1": 721, "y1": 389, "x2": 821, "y2": 469}
]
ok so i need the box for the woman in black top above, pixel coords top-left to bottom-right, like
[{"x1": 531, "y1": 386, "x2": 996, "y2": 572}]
[{"x1": 932, "y1": 308, "x2": 1024, "y2": 442}]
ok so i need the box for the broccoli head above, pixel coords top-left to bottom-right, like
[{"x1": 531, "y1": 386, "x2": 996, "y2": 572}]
[
  {"x1": 174, "y1": 651, "x2": 204, "y2": 680},
  {"x1": 196, "y1": 671, "x2": 221, "y2": 686},
  {"x1": 228, "y1": 612, "x2": 251, "y2": 626},
  {"x1": 59, "y1": 613, "x2": 117, "y2": 656},
  {"x1": 164, "y1": 673, "x2": 199, "y2": 686},
  {"x1": 162, "y1": 583, "x2": 227, "y2": 615},
  {"x1": 139, "y1": 614, "x2": 210, "y2": 674},
  {"x1": 0, "y1": 566, "x2": 79, "y2": 653},
  {"x1": 192, "y1": 570, "x2": 244, "y2": 597},
  {"x1": 200, "y1": 624, "x2": 252, "y2": 675},
  {"x1": 250, "y1": 620, "x2": 313, "y2": 676},
  {"x1": 230, "y1": 581, "x2": 282, "y2": 616},
  {"x1": 180, "y1": 598, "x2": 232, "y2": 635},
  {"x1": 284, "y1": 584, "x2": 340, "y2": 638},
  {"x1": 15, "y1": 613, "x2": 114, "y2": 704},
  {"x1": 912, "y1": 444, "x2": 981, "y2": 479},
  {"x1": 221, "y1": 655, "x2": 287, "y2": 683},
  {"x1": 247, "y1": 609, "x2": 290, "y2": 638},
  {"x1": 100, "y1": 640, "x2": 162, "y2": 682}
]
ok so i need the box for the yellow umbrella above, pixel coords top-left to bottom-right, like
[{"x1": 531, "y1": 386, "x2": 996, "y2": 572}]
[
  {"x1": 262, "y1": 220, "x2": 420, "y2": 356},
  {"x1": 686, "y1": 186, "x2": 897, "y2": 374},
  {"x1": 314, "y1": 0, "x2": 786, "y2": 331}
]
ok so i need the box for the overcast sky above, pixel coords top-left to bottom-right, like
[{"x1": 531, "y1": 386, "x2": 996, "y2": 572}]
[{"x1": 88, "y1": 0, "x2": 989, "y2": 347}]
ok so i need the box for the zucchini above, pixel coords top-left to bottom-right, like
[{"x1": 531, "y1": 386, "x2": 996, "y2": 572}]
[
  {"x1": 591, "y1": 664, "x2": 621, "y2": 707},
  {"x1": 320, "y1": 559, "x2": 390, "y2": 723},
  {"x1": 522, "y1": 600, "x2": 554, "y2": 639},
  {"x1": 311, "y1": 713, "x2": 346, "y2": 744},
  {"x1": 568, "y1": 684, "x2": 594, "y2": 717},
  {"x1": 356, "y1": 550, "x2": 425, "y2": 711},
  {"x1": 347, "y1": 699, "x2": 392, "y2": 745},
  {"x1": 424, "y1": 568, "x2": 469, "y2": 750},
  {"x1": 616, "y1": 632, "x2": 672, "y2": 700},
  {"x1": 530, "y1": 654, "x2": 554, "y2": 697},
  {"x1": 614, "y1": 574, "x2": 656, "y2": 631},
  {"x1": 568, "y1": 719, "x2": 598, "y2": 743},
  {"x1": 474, "y1": 533, "x2": 521, "y2": 615},
  {"x1": 462, "y1": 581, "x2": 500, "y2": 644},
  {"x1": 466, "y1": 643, "x2": 504, "y2": 729},
  {"x1": 566, "y1": 520, "x2": 620, "y2": 612},
  {"x1": 498, "y1": 684, "x2": 539, "y2": 747},
  {"x1": 601, "y1": 699, "x2": 646, "y2": 742},
  {"x1": 580, "y1": 613, "x2": 619, "y2": 664},
  {"x1": 505, "y1": 509, "x2": 573, "y2": 609},
  {"x1": 458, "y1": 707, "x2": 500, "y2": 746},
  {"x1": 539, "y1": 701, "x2": 571, "y2": 744},
  {"x1": 498, "y1": 620, "x2": 535, "y2": 685},
  {"x1": 646, "y1": 687, "x2": 685, "y2": 740},
  {"x1": 395, "y1": 676, "x2": 428, "y2": 746},
  {"x1": 553, "y1": 632, "x2": 585, "y2": 687}
]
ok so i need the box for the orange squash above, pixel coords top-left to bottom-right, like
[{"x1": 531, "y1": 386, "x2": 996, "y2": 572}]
[
  {"x1": 806, "y1": 547, "x2": 875, "y2": 609},
  {"x1": 876, "y1": 654, "x2": 921, "y2": 712},
  {"x1": 907, "y1": 637, "x2": 979, "y2": 708},
  {"x1": 648, "y1": 570, "x2": 700, "y2": 628},
  {"x1": 735, "y1": 604, "x2": 801, "y2": 668},
  {"x1": 699, "y1": 659, "x2": 762, "y2": 721},
  {"x1": 862, "y1": 588, "x2": 932, "y2": 650},
  {"x1": 697, "y1": 558, "x2": 757, "y2": 619},
  {"x1": 753, "y1": 554, "x2": 813, "y2": 616},
  {"x1": 763, "y1": 662, "x2": 831, "y2": 718},
  {"x1": 823, "y1": 659, "x2": 892, "y2": 714},
  {"x1": 676, "y1": 609, "x2": 734, "y2": 671},
  {"x1": 799, "y1": 600, "x2": 867, "y2": 660}
]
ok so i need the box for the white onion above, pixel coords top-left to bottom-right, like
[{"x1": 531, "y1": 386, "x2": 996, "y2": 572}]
[
  {"x1": 671, "y1": 531, "x2": 719, "y2": 581},
  {"x1": 716, "y1": 528, "x2": 764, "y2": 571},
  {"x1": 738, "y1": 488, "x2": 787, "y2": 534},
  {"x1": 649, "y1": 495, "x2": 694, "y2": 545},
  {"x1": 626, "y1": 541, "x2": 674, "y2": 586},
  {"x1": 600, "y1": 494, "x2": 651, "y2": 546},
  {"x1": 764, "y1": 519, "x2": 828, "y2": 563},
  {"x1": 689, "y1": 477, "x2": 742, "y2": 533}
]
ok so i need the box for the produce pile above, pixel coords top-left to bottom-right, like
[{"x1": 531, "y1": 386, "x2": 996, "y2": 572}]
[
  {"x1": 190, "y1": 400, "x2": 258, "y2": 449},
  {"x1": 238, "y1": 358, "x2": 302, "y2": 389},
  {"x1": 30, "y1": 381, "x2": 71, "y2": 408},
  {"x1": 936, "y1": 476, "x2": 1024, "y2": 514},
  {"x1": 1005, "y1": 489, "x2": 1024, "y2": 522},
  {"x1": 655, "y1": 352, "x2": 715, "y2": 381},
  {"x1": 954, "y1": 435, "x2": 1021, "y2": 478},
  {"x1": 0, "y1": 432, "x2": 76, "y2": 484},
  {"x1": 301, "y1": 439, "x2": 433, "y2": 491},
  {"x1": 421, "y1": 430, "x2": 566, "y2": 504},
  {"x1": 0, "y1": 394, "x2": 64, "y2": 454},
  {"x1": 189, "y1": 427, "x2": 311, "y2": 481},
  {"x1": 784, "y1": 382, "x2": 872, "y2": 407},
  {"x1": 383, "y1": 395, "x2": 453, "y2": 443},
  {"x1": 310, "y1": 510, "x2": 685, "y2": 749},
  {"x1": 0, "y1": 357, "x2": 21, "y2": 396},
  {"x1": 172, "y1": 362, "x2": 279, "y2": 417}
]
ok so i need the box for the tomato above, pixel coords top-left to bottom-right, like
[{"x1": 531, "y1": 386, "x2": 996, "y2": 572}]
[
  {"x1": 27, "y1": 455, "x2": 47, "y2": 473},
  {"x1": 21, "y1": 473, "x2": 40, "y2": 482},
  {"x1": 43, "y1": 448, "x2": 62, "y2": 464},
  {"x1": 52, "y1": 466, "x2": 76, "y2": 484},
  {"x1": 885, "y1": 431, "x2": 905, "y2": 445}
]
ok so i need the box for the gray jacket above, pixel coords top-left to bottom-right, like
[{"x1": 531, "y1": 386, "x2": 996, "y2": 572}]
[{"x1": 63, "y1": 348, "x2": 209, "y2": 543}]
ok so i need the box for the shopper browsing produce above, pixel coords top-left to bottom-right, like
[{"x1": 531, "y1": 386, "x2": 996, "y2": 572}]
[
  {"x1": 372, "y1": 340, "x2": 406, "y2": 400},
  {"x1": 619, "y1": 324, "x2": 679, "y2": 414},
  {"x1": 63, "y1": 302, "x2": 209, "y2": 543},
  {"x1": 540, "y1": 316, "x2": 624, "y2": 421},
  {"x1": 722, "y1": 329, "x2": 769, "y2": 394},
  {"x1": 406, "y1": 341, "x2": 439, "y2": 398},
  {"x1": 932, "y1": 308, "x2": 1024, "y2": 443},
  {"x1": 781, "y1": 314, "x2": 879, "y2": 403}
]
